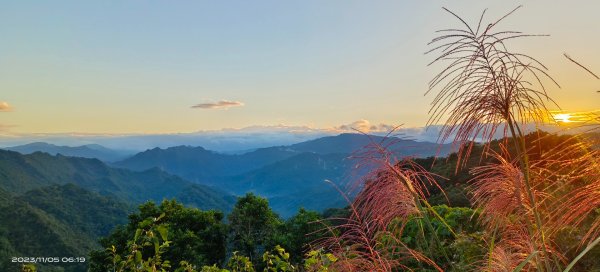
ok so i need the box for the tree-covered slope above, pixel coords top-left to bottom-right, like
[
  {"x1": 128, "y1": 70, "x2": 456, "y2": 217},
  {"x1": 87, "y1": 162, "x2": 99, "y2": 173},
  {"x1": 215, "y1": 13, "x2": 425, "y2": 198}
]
[
  {"x1": 223, "y1": 153, "x2": 356, "y2": 217},
  {"x1": 0, "y1": 150, "x2": 235, "y2": 212},
  {"x1": 113, "y1": 145, "x2": 299, "y2": 182},
  {"x1": 17, "y1": 184, "x2": 131, "y2": 238},
  {"x1": 113, "y1": 133, "x2": 452, "y2": 184},
  {"x1": 0, "y1": 187, "x2": 10, "y2": 206},
  {"x1": 0, "y1": 184, "x2": 131, "y2": 272},
  {"x1": 110, "y1": 133, "x2": 452, "y2": 216},
  {"x1": 289, "y1": 133, "x2": 452, "y2": 157}
]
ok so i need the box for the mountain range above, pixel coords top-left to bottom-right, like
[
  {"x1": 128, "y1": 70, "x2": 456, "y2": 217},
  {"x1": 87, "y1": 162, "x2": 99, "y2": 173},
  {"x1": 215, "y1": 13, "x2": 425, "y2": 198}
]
[
  {"x1": 115, "y1": 133, "x2": 451, "y2": 179},
  {"x1": 3, "y1": 142, "x2": 133, "y2": 162},
  {"x1": 113, "y1": 133, "x2": 452, "y2": 217},
  {"x1": 0, "y1": 133, "x2": 448, "y2": 270},
  {"x1": 1, "y1": 133, "x2": 451, "y2": 218},
  {"x1": 0, "y1": 149, "x2": 237, "y2": 271},
  {"x1": 0, "y1": 150, "x2": 235, "y2": 211}
]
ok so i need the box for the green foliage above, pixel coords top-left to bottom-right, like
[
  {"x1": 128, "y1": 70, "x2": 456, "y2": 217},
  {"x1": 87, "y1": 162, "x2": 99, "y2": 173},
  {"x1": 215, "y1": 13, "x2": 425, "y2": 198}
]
[
  {"x1": 389, "y1": 205, "x2": 486, "y2": 271},
  {"x1": 199, "y1": 264, "x2": 229, "y2": 272},
  {"x1": 227, "y1": 252, "x2": 255, "y2": 272},
  {"x1": 20, "y1": 264, "x2": 36, "y2": 272},
  {"x1": 449, "y1": 232, "x2": 488, "y2": 271},
  {"x1": 200, "y1": 264, "x2": 229, "y2": 272},
  {"x1": 273, "y1": 208, "x2": 327, "y2": 265},
  {"x1": 175, "y1": 261, "x2": 199, "y2": 272},
  {"x1": 263, "y1": 245, "x2": 295, "y2": 272},
  {"x1": 90, "y1": 199, "x2": 227, "y2": 272},
  {"x1": 106, "y1": 213, "x2": 172, "y2": 272},
  {"x1": 227, "y1": 193, "x2": 282, "y2": 263},
  {"x1": 427, "y1": 184, "x2": 471, "y2": 208},
  {"x1": 303, "y1": 249, "x2": 338, "y2": 272},
  {"x1": 194, "y1": 247, "x2": 336, "y2": 272},
  {"x1": 554, "y1": 226, "x2": 600, "y2": 271}
]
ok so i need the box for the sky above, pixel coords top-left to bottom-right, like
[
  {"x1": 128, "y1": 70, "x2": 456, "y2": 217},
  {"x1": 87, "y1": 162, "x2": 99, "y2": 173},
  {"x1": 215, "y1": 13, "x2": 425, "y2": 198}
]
[{"x1": 0, "y1": 0, "x2": 599, "y2": 135}]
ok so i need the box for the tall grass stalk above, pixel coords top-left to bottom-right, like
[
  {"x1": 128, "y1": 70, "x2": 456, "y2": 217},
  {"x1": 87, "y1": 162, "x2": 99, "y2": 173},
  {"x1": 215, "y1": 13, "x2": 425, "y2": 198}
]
[
  {"x1": 318, "y1": 135, "x2": 453, "y2": 271},
  {"x1": 316, "y1": 6, "x2": 598, "y2": 272},
  {"x1": 426, "y1": 6, "x2": 563, "y2": 271}
]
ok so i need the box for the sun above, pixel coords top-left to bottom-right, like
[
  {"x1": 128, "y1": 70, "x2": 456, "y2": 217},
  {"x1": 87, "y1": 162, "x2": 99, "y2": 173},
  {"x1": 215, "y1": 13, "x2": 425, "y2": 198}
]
[{"x1": 553, "y1": 113, "x2": 572, "y2": 123}]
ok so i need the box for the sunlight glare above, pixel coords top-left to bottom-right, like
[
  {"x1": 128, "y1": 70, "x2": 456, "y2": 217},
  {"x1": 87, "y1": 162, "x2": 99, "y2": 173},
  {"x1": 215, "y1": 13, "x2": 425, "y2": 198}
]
[{"x1": 553, "y1": 113, "x2": 572, "y2": 123}]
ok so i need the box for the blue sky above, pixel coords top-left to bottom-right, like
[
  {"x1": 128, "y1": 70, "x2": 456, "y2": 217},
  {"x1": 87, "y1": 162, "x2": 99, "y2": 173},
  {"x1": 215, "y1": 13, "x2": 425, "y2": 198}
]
[{"x1": 1, "y1": 1, "x2": 599, "y2": 134}]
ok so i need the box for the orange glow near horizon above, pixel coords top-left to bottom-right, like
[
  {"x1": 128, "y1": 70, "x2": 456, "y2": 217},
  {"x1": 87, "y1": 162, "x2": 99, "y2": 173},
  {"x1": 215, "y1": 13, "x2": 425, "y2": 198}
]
[
  {"x1": 549, "y1": 110, "x2": 600, "y2": 125},
  {"x1": 553, "y1": 113, "x2": 573, "y2": 123}
]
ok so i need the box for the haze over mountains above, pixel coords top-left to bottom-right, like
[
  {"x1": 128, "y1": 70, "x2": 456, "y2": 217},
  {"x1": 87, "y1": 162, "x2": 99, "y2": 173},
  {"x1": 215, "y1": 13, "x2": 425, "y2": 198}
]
[
  {"x1": 0, "y1": 124, "x2": 452, "y2": 153},
  {"x1": 115, "y1": 133, "x2": 452, "y2": 177},
  {"x1": 0, "y1": 125, "x2": 336, "y2": 152},
  {"x1": 4, "y1": 142, "x2": 133, "y2": 162},
  {"x1": 1, "y1": 133, "x2": 452, "y2": 217},
  {"x1": 0, "y1": 123, "x2": 583, "y2": 156},
  {"x1": 112, "y1": 133, "x2": 452, "y2": 216}
]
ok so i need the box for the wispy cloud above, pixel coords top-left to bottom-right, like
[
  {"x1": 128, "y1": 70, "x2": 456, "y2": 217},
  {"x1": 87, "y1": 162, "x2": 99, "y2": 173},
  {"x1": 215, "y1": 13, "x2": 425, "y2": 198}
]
[
  {"x1": 191, "y1": 100, "x2": 244, "y2": 110},
  {"x1": 0, "y1": 101, "x2": 12, "y2": 112},
  {"x1": 0, "y1": 124, "x2": 16, "y2": 135},
  {"x1": 335, "y1": 119, "x2": 396, "y2": 134},
  {"x1": 332, "y1": 120, "x2": 450, "y2": 142}
]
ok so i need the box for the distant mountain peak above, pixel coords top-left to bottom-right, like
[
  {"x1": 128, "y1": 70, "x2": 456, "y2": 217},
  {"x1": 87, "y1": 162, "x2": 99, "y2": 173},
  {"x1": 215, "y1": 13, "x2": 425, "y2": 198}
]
[
  {"x1": 19, "y1": 142, "x2": 57, "y2": 147},
  {"x1": 168, "y1": 145, "x2": 208, "y2": 151},
  {"x1": 4, "y1": 142, "x2": 132, "y2": 162}
]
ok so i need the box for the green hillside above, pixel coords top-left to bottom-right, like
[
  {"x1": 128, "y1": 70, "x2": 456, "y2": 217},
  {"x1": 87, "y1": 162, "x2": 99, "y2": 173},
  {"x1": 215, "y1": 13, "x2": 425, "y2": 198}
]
[
  {"x1": 18, "y1": 184, "x2": 131, "y2": 238},
  {"x1": 0, "y1": 184, "x2": 130, "y2": 272},
  {"x1": 223, "y1": 153, "x2": 354, "y2": 217},
  {"x1": 0, "y1": 150, "x2": 236, "y2": 271},
  {"x1": 113, "y1": 145, "x2": 299, "y2": 181},
  {"x1": 0, "y1": 187, "x2": 10, "y2": 206},
  {"x1": 112, "y1": 134, "x2": 454, "y2": 217},
  {"x1": 0, "y1": 150, "x2": 235, "y2": 212}
]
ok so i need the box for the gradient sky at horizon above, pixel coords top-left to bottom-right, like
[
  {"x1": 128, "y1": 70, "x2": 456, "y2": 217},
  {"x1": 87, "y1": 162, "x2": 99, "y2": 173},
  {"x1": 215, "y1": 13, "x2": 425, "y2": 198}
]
[{"x1": 1, "y1": 1, "x2": 599, "y2": 134}]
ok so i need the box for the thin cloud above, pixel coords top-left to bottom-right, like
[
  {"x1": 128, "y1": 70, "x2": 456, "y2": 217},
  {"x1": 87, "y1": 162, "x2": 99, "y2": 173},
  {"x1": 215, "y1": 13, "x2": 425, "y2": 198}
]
[
  {"x1": 0, "y1": 123, "x2": 16, "y2": 134},
  {"x1": 191, "y1": 100, "x2": 244, "y2": 110},
  {"x1": 0, "y1": 101, "x2": 12, "y2": 112},
  {"x1": 335, "y1": 119, "x2": 396, "y2": 134}
]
